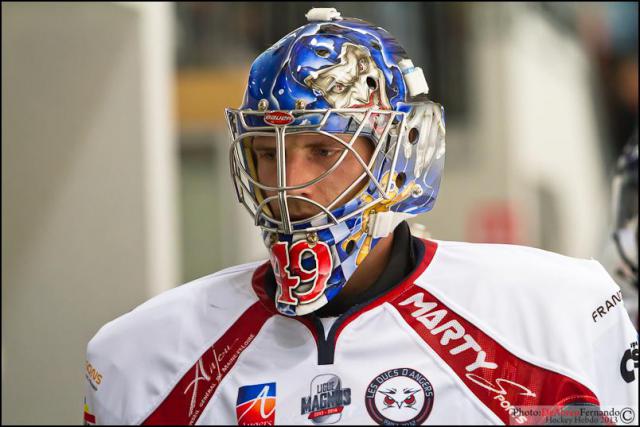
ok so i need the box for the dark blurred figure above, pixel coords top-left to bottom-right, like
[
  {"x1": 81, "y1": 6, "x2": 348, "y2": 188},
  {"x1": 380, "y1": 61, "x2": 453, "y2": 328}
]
[
  {"x1": 578, "y1": 3, "x2": 638, "y2": 171},
  {"x1": 611, "y1": 133, "x2": 638, "y2": 325},
  {"x1": 600, "y1": 130, "x2": 638, "y2": 327}
]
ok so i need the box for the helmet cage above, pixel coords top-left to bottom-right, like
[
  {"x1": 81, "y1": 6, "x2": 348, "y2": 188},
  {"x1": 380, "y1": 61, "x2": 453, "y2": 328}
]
[{"x1": 226, "y1": 106, "x2": 407, "y2": 235}]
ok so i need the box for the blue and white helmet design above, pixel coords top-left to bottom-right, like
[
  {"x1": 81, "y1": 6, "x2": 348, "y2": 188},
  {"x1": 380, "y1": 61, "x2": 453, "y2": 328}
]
[{"x1": 225, "y1": 8, "x2": 446, "y2": 316}]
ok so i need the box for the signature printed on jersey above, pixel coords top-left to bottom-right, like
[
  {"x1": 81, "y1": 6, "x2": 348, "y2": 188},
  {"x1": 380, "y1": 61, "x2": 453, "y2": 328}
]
[
  {"x1": 183, "y1": 335, "x2": 255, "y2": 421},
  {"x1": 365, "y1": 368, "x2": 434, "y2": 425},
  {"x1": 300, "y1": 373, "x2": 351, "y2": 424},
  {"x1": 236, "y1": 382, "x2": 276, "y2": 425}
]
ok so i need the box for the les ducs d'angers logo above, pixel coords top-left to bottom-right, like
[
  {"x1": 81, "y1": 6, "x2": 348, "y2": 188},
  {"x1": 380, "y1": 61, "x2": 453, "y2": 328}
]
[
  {"x1": 236, "y1": 382, "x2": 277, "y2": 425},
  {"x1": 270, "y1": 240, "x2": 333, "y2": 308},
  {"x1": 365, "y1": 368, "x2": 434, "y2": 425}
]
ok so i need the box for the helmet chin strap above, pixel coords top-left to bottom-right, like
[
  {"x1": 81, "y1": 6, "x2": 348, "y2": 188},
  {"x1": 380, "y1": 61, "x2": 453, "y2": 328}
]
[{"x1": 368, "y1": 211, "x2": 415, "y2": 238}]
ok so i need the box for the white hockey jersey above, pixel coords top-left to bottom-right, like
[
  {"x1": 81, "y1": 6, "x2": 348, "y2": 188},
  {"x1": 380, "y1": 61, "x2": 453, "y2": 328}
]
[{"x1": 84, "y1": 239, "x2": 639, "y2": 425}]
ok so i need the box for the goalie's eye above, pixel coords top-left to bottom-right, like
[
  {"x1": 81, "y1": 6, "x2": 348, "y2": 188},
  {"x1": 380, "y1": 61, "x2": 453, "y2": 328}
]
[{"x1": 254, "y1": 149, "x2": 277, "y2": 161}]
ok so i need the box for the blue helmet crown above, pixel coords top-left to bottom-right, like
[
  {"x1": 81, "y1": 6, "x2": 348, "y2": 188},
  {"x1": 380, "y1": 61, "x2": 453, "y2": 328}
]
[{"x1": 243, "y1": 18, "x2": 409, "y2": 112}]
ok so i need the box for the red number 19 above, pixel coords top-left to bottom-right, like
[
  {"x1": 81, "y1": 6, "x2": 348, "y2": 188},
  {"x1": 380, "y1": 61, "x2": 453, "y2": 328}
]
[{"x1": 270, "y1": 240, "x2": 333, "y2": 306}]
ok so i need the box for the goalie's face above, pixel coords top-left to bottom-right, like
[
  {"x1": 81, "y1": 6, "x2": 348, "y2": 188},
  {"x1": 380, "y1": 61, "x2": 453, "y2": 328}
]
[{"x1": 251, "y1": 133, "x2": 374, "y2": 221}]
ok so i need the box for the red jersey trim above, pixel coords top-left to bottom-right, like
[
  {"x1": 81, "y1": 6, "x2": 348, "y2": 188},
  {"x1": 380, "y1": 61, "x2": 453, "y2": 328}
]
[
  {"x1": 142, "y1": 301, "x2": 274, "y2": 425},
  {"x1": 390, "y1": 287, "x2": 600, "y2": 424}
]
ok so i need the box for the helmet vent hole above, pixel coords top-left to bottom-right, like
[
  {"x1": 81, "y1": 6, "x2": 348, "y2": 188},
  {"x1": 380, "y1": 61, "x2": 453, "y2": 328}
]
[
  {"x1": 395, "y1": 172, "x2": 406, "y2": 188},
  {"x1": 345, "y1": 240, "x2": 356, "y2": 255},
  {"x1": 366, "y1": 77, "x2": 377, "y2": 90},
  {"x1": 316, "y1": 48, "x2": 330, "y2": 58},
  {"x1": 371, "y1": 41, "x2": 382, "y2": 51},
  {"x1": 408, "y1": 128, "x2": 420, "y2": 144}
]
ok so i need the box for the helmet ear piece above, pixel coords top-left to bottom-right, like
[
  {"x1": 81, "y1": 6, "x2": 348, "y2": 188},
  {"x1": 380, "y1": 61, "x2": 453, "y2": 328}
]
[{"x1": 399, "y1": 101, "x2": 445, "y2": 184}]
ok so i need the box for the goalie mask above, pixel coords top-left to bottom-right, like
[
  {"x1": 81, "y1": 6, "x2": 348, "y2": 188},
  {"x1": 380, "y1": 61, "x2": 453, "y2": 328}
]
[{"x1": 225, "y1": 8, "x2": 446, "y2": 316}]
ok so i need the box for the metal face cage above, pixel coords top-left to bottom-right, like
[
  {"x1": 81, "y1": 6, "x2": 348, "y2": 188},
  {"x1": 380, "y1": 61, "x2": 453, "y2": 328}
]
[{"x1": 225, "y1": 107, "x2": 408, "y2": 234}]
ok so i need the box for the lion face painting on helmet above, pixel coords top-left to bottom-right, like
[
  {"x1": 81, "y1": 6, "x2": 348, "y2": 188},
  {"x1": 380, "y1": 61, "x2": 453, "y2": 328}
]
[{"x1": 226, "y1": 8, "x2": 446, "y2": 316}]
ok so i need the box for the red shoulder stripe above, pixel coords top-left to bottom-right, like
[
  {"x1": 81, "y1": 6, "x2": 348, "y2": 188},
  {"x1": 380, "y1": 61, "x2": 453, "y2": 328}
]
[
  {"x1": 142, "y1": 300, "x2": 274, "y2": 425},
  {"x1": 391, "y1": 288, "x2": 599, "y2": 424}
]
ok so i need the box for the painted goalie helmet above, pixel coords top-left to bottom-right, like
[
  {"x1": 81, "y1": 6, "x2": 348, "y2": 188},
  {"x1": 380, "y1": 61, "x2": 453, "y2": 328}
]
[{"x1": 226, "y1": 8, "x2": 446, "y2": 316}]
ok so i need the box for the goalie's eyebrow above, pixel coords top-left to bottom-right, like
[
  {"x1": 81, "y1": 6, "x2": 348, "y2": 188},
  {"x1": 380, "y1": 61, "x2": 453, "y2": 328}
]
[{"x1": 251, "y1": 137, "x2": 276, "y2": 150}]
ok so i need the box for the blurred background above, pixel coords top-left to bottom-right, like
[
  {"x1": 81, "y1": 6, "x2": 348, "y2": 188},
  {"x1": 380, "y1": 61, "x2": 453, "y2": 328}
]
[{"x1": 2, "y1": 2, "x2": 637, "y2": 424}]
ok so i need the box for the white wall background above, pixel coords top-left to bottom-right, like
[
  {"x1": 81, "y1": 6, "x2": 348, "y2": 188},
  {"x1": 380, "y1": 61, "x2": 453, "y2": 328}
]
[{"x1": 1, "y1": 2, "x2": 178, "y2": 424}]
